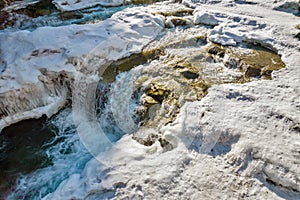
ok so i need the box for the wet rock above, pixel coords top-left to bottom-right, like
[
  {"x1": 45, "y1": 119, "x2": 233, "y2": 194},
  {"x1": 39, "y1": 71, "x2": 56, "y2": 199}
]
[
  {"x1": 132, "y1": 133, "x2": 173, "y2": 151},
  {"x1": 223, "y1": 53, "x2": 241, "y2": 69},
  {"x1": 173, "y1": 65, "x2": 185, "y2": 69},
  {"x1": 16, "y1": 0, "x2": 57, "y2": 18},
  {"x1": 261, "y1": 70, "x2": 272, "y2": 79},
  {"x1": 133, "y1": 133, "x2": 159, "y2": 146},
  {"x1": 101, "y1": 53, "x2": 148, "y2": 83},
  {"x1": 166, "y1": 16, "x2": 193, "y2": 28},
  {"x1": 223, "y1": 44, "x2": 285, "y2": 80},
  {"x1": 59, "y1": 11, "x2": 83, "y2": 20},
  {"x1": 295, "y1": 32, "x2": 300, "y2": 40},
  {"x1": 274, "y1": 0, "x2": 300, "y2": 14},
  {"x1": 245, "y1": 67, "x2": 261, "y2": 78},
  {"x1": 145, "y1": 83, "x2": 170, "y2": 103},
  {"x1": 156, "y1": 7, "x2": 193, "y2": 17},
  {"x1": 0, "y1": 11, "x2": 15, "y2": 30},
  {"x1": 208, "y1": 45, "x2": 225, "y2": 57},
  {"x1": 142, "y1": 95, "x2": 158, "y2": 105},
  {"x1": 181, "y1": 70, "x2": 199, "y2": 79},
  {"x1": 158, "y1": 137, "x2": 173, "y2": 152}
]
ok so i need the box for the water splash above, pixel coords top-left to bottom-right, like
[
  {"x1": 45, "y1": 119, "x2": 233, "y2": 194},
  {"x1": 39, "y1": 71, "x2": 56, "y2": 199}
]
[{"x1": 6, "y1": 108, "x2": 92, "y2": 200}]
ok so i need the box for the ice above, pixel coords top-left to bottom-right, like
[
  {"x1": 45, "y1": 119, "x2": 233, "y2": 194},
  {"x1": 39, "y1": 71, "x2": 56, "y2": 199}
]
[
  {"x1": 47, "y1": 0, "x2": 300, "y2": 199},
  {"x1": 0, "y1": 7, "x2": 164, "y2": 131},
  {"x1": 2, "y1": 0, "x2": 300, "y2": 199},
  {"x1": 53, "y1": 0, "x2": 124, "y2": 11}
]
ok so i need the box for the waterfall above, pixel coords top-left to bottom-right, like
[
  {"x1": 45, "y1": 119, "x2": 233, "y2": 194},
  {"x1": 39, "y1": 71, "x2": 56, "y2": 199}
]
[{"x1": 72, "y1": 71, "x2": 112, "y2": 157}]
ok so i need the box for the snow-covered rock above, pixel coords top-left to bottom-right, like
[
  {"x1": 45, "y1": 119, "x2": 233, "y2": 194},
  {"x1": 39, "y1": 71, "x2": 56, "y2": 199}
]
[
  {"x1": 2, "y1": 0, "x2": 300, "y2": 199},
  {"x1": 0, "y1": 8, "x2": 164, "y2": 131},
  {"x1": 44, "y1": 0, "x2": 300, "y2": 199},
  {"x1": 193, "y1": 10, "x2": 220, "y2": 25},
  {"x1": 53, "y1": 0, "x2": 124, "y2": 12}
]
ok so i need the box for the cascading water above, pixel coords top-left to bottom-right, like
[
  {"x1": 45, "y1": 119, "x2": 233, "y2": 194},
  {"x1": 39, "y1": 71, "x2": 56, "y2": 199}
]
[
  {"x1": 1, "y1": 39, "x2": 145, "y2": 199},
  {"x1": 3, "y1": 71, "x2": 138, "y2": 199},
  {"x1": 5, "y1": 108, "x2": 92, "y2": 199}
]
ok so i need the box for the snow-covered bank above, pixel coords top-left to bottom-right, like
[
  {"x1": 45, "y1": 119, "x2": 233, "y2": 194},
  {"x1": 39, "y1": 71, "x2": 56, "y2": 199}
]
[
  {"x1": 53, "y1": 0, "x2": 123, "y2": 11},
  {"x1": 0, "y1": 8, "x2": 164, "y2": 131},
  {"x1": 1, "y1": 0, "x2": 299, "y2": 199},
  {"x1": 43, "y1": 0, "x2": 300, "y2": 199}
]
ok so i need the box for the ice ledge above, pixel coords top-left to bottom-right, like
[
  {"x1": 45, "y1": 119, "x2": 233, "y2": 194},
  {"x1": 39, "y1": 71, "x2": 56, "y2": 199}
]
[
  {"x1": 53, "y1": 0, "x2": 124, "y2": 12},
  {"x1": 0, "y1": 7, "x2": 165, "y2": 131}
]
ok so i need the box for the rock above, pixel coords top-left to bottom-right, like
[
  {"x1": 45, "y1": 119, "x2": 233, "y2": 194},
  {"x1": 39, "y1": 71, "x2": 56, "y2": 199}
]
[
  {"x1": 132, "y1": 133, "x2": 159, "y2": 146},
  {"x1": 142, "y1": 96, "x2": 158, "y2": 105},
  {"x1": 59, "y1": 11, "x2": 83, "y2": 20},
  {"x1": 145, "y1": 83, "x2": 169, "y2": 103},
  {"x1": 181, "y1": 70, "x2": 199, "y2": 79},
  {"x1": 16, "y1": 0, "x2": 57, "y2": 18},
  {"x1": 208, "y1": 45, "x2": 225, "y2": 57},
  {"x1": 4, "y1": 1, "x2": 300, "y2": 200},
  {"x1": 223, "y1": 53, "x2": 240, "y2": 69},
  {"x1": 245, "y1": 67, "x2": 261, "y2": 78},
  {"x1": 273, "y1": 0, "x2": 300, "y2": 14},
  {"x1": 295, "y1": 32, "x2": 300, "y2": 40},
  {"x1": 166, "y1": 16, "x2": 193, "y2": 28},
  {"x1": 53, "y1": 0, "x2": 124, "y2": 11},
  {"x1": 0, "y1": 7, "x2": 164, "y2": 131}
]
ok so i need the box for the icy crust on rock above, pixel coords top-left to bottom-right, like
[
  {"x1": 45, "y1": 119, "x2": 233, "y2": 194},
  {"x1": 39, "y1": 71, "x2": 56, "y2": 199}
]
[
  {"x1": 53, "y1": 0, "x2": 124, "y2": 11},
  {"x1": 0, "y1": 8, "x2": 164, "y2": 131},
  {"x1": 46, "y1": 0, "x2": 300, "y2": 199},
  {"x1": 192, "y1": 1, "x2": 300, "y2": 46}
]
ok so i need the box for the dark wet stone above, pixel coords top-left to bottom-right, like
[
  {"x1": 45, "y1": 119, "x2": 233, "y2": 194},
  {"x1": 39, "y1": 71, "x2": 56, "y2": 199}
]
[
  {"x1": 145, "y1": 83, "x2": 169, "y2": 103},
  {"x1": 181, "y1": 70, "x2": 199, "y2": 79},
  {"x1": 170, "y1": 17, "x2": 190, "y2": 27},
  {"x1": 245, "y1": 67, "x2": 261, "y2": 78},
  {"x1": 261, "y1": 70, "x2": 272, "y2": 79},
  {"x1": 16, "y1": 0, "x2": 57, "y2": 18},
  {"x1": 133, "y1": 133, "x2": 158, "y2": 146},
  {"x1": 59, "y1": 12, "x2": 83, "y2": 20},
  {"x1": 0, "y1": 11, "x2": 13, "y2": 30},
  {"x1": 158, "y1": 137, "x2": 173, "y2": 151},
  {"x1": 101, "y1": 53, "x2": 148, "y2": 83},
  {"x1": 173, "y1": 65, "x2": 185, "y2": 69},
  {"x1": 295, "y1": 32, "x2": 300, "y2": 40},
  {"x1": 208, "y1": 45, "x2": 225, "y2": 57}
]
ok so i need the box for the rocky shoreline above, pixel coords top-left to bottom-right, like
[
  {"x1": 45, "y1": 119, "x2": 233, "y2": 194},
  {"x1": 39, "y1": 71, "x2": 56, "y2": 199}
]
[{"x1": 1, "y1": 0, "x2": 300, "y2": 199}]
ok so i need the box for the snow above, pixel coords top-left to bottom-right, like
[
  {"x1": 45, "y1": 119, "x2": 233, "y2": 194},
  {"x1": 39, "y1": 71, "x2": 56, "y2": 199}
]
[
  {"x1": 53, "y1": 0, "x2": 124, "y2": 12},
  {"x1": 44, "y1": 0, "x2": 300, "y2": 199},
  {"x1": 2, "y1": 0, "x2": 300, "y2": 199},
  {"x1": 193, "y1": 10, "x2": 220, "y2": 26},
  {"x1": 0, "y1": 8, "x2": 164, "y2": 131}
]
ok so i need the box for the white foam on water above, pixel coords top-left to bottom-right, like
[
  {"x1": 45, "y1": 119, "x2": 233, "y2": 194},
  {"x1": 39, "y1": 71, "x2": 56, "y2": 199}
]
[{"x1": 6, "y1": 108, "x2": 92, "y2": 200}]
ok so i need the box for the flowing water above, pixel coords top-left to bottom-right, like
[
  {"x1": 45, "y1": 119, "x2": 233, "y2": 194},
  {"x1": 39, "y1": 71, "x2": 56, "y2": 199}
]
[
  {"x1": 0, "y1": 1, "x2": 146, "y2": 198},
  {"x1": 0, "y1": 0, "x2": 288, "y2": 198},
  {"x1": 0, "y1": 108, "x2": 91, "y2": 199}
]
